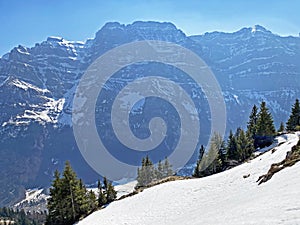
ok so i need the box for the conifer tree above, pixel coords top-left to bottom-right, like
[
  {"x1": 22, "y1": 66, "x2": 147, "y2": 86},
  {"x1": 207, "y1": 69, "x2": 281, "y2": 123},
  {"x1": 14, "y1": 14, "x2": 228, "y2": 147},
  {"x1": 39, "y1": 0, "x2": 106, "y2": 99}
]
[
  {"x1": 60, "y1": 161, "x2": 82, "y2": 224},
  {"x1": 162, "y1": 157, "x2": 173, "y2": 177},
  {"x1": 97, "y1": 179, "x2": 107, "y2": 207},
  {"x1": 193, "y1": 145, "x2": 205, "y2": 177},
  {"x1": 226, "y1": 130, "x2": 238, "y2": 160},
  {"x1": 75, "y1": 179, "x2": 90, "y2": 216},
  {"x1": 286, "y1": 99, "x2": 300, "y2": 131},
  {"x1": 278, "y1": 121, "x2": 285, "y2": 133},
  {"x1": 156, "y1": 160, "x2": 164, "y2": 180},
  {"x1": 46, "y1": 161, "x2": 94, "y2": 225},
  {"x1": 226, "y1": 127, "x2": 255, "y2": 163},
  {"x1": 197, "y1": 133, "x2": 223, "y2": 177},
  {"x1": 46, "y1": 170, "x2": 63, "y2": 225},
  {"x1": 103, "y1": 177, "x2": 108, "y2": 191},
  {"x1": 218, "y1": 140, "x2": 227, "y2": 167},
  {"x1": 106, "y1": 182, "x2": 117, "y2": 204},
  {"x1": 236, "y1": 128, "x2": 254, "y2": 161},
  {"x1": 256, "y1": 101, "x2": 276, "y2": 137},
  {"x1": 247, "y1": 104, "x2": 258, "y2": 138},
  {"x1": 97, "y1": 177, "x2": 116, "y2": 206},
  {"x1": 87, "y1": 190, "x2": 97, "y2": 212},
  {"x1": 255, "y1": 101, "x2": 276, "y2": 148}
]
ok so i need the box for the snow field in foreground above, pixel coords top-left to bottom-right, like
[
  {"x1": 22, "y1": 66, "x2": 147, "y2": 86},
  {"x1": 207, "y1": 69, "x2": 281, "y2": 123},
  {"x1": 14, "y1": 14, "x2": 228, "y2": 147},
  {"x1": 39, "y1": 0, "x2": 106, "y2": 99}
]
[{"x1": 78, "y1": 133, "x2": 300, "y2": 225}]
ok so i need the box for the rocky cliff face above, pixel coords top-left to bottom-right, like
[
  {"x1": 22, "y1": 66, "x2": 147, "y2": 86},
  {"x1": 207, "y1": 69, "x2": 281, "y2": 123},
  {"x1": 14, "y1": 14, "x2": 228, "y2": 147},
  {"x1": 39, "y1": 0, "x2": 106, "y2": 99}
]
[
  {"x1": 190, "y1": 25, "x2": 300, "y2": 130},
  {"x1": 0, "y1": 21, "x2": 299, "y2": 206}
]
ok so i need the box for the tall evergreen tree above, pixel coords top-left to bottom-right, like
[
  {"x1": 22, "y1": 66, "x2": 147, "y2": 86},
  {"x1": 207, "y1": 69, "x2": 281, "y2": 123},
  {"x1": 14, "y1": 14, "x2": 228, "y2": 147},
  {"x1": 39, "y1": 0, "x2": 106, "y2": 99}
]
[
  {"x1": 197, "y1": 133, "x2": 223, "y2": 177},
  {"x1": 46, "y1": 170, "x2": 63, "y2": 225},
  {"x1": 255, "y1": 101, "x2": 276, "y2": 148},
  {"x1": 193, "y1": 145, "x2": 205, "y2": 177},
  {"x1": 278, "y1": 121, "x2": 285, "y2": 133},
  {"x1": 87, "y1": 190, "x2": 97, "y2": 212},
  {"x1": 218, "y1": 139, "x2": 227, "y2": 167},
  {"x1": 60, "y1": 161, "x2": 82, "y2": 224},
  {"x1": 236, "y1": 128, "x2": 254, "y2": 161},
  {"x1": 75, "y1": 179, "x2": 90, "y2": 216},
  {"x1": 97, "y1": 177, "x2": 117, "y2": 207},
  {"x1": 226, "y1": 127, "x2": 255, "y2": 163},
  {"x1": 46, "y1": 161, "x2": 95, "y2": 225},
  {"x1": 97, "y1": 179, "x2": 107, "y2": 207},
  {"x1": 156, "y1": 160, "x2": 164, "y2": 180},
  {"x1": 256, "y1": 101, "x2": 276, "y2": 137},
  {"x1": 162, "y1": 157, "x2": 173, "y2": 177},
  {"x1": 286, "y1": 99, "x2": 300, "y2": 131},
  {"x1": 247, "y1": 105, "x2": 258, "y2": 138},
  {"x1": 106, "y1": 181, "x2": 117, "y2": 204},
  {"x1": 226, "y1": 130, "x2": 238, "y2": 160}
]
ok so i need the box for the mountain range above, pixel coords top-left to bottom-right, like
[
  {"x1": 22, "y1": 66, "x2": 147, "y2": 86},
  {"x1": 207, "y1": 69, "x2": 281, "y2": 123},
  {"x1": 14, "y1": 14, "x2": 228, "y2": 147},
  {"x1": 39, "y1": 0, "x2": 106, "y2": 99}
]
[{"x1": 0, "y1": 21, "x2": 299, "y2": 206}]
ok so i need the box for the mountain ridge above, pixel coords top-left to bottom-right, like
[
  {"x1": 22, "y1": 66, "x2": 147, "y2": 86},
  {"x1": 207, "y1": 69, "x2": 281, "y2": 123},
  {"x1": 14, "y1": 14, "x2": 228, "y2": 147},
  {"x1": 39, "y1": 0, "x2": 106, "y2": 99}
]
[{"x1": 2, "y1": 22, "x2": 297, "y2": 60}]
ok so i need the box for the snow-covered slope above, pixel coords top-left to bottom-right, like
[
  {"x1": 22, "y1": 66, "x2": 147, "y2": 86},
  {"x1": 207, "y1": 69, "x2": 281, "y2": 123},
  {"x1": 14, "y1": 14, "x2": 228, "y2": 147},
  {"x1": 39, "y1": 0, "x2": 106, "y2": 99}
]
[
  {"x1": 13, "y1": 189, "x2": 48, "y2": 213},
  {"x1": 78, "y1": 132, "x2": 300, "y2": 225}
]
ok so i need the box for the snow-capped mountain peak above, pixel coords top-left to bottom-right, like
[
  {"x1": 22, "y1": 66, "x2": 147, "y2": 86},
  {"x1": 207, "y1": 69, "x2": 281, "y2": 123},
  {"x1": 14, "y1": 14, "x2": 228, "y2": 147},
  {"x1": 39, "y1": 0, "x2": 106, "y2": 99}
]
[{"x1": 251, "y1": 24, "x2": 271, "y2": 33}]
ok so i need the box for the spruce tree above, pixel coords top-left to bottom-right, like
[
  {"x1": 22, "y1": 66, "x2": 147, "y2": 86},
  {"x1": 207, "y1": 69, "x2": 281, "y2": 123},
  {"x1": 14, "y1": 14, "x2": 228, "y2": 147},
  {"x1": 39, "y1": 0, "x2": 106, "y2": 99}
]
[
  {"x1": 145, "y1": 156, "x2": 156, "y2": 182},
  {"x1": 197, "y1": 133, "x2": 223, "y2": 177},
  {"x1": 46, "y1": 170, "x2": 63, "y2": 225},
  {"x1": 75, "y1": 179, "x2": 90, "y2": 216},
  {"x1": 247, "y1": 105, "x2": 258, "y2": 138},
  {"x1": 162, "y1": 157, "x2": 173, "y2": 177},
  {"x1": 278, "y1": 121, "x2": 285, "y2": 133},
  {"x1": 106, "y1": 182, "x2": 117, "y2": 204},
  {"x1": 97, "y1": 177, "x2": 116, "y2": 206},
  {"x1": 193, "y1": 145, "x2": 205, "y2": 177},
  {"x1": 218, "y1": 140, "x2": 226, "y2": 167},
  {"x1": 97, "y1": 179, "x2": 107, "y2": 207},
  {"x1": 156, "y1": 160, "x2": 164, "y2": 180},
  {"x1": 87, "y1": 190, "x2": 97, "y2": 212},
  {"x1": 60, "y1": 161, "x2": 81, "y2": 224},
  {"x1": 46, "y1": 161, "x2": 93, "y2": 225},
  {"x1": 286, "y1": 99, "x2": 300, "y2": 131},
  {"x1": 256, "y1": 101, "x2": 276, "y2": 137},
  {"x1": 226, "y1": 130, "x2": 238, "y2": 160},
  {"x1": 236, "y1": 128, "x2": 254, "y2": 161},
  {"x1": 255, "y1": 101, "x2": 276, "y2": 148}
]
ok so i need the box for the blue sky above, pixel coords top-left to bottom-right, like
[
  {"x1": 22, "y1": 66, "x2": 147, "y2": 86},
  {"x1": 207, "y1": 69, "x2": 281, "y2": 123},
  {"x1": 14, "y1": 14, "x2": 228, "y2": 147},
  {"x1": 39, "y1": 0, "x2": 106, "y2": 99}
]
[{"x1": 0, "y1": 0, "x2": 299, "y2": 56}]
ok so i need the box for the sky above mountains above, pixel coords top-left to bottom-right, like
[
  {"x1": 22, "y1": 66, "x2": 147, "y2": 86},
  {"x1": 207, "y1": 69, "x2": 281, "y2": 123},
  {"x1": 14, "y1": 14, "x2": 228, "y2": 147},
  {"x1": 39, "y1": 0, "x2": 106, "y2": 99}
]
[{"x1": 1, "y1": 0, "x2": 299, "y2": 56}]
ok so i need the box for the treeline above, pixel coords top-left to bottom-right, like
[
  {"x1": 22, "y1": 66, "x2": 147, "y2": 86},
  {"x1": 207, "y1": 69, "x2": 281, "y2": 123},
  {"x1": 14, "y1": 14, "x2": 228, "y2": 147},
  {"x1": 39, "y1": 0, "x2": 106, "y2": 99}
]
[
  {"x1": 46, "y1": 161, "x2": 117, "y2": 225},
  {"x1": 0, "y1": 207, "x2": 39, "y2": 225},
  {"x1": 193, "y1": 99, "x2": 300, "y2": 178}
]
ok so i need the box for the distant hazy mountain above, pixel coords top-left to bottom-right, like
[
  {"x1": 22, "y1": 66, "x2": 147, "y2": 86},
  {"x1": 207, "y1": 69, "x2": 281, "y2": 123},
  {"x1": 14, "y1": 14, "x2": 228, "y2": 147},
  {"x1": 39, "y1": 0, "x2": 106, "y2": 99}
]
[{"x1": 0, "y1": 21, "x2": 299, "y2": 206}]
